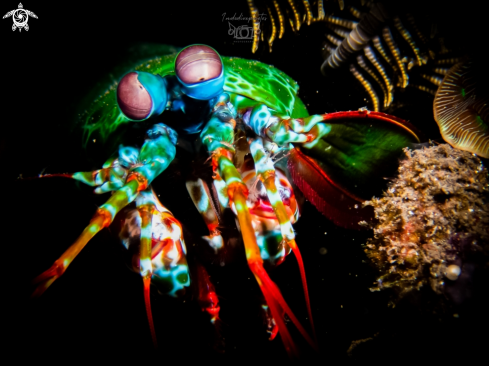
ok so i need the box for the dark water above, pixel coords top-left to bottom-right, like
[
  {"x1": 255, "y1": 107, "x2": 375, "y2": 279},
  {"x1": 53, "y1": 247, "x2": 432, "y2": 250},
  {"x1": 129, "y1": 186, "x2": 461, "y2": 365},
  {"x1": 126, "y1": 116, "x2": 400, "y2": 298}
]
[{"x1": 4, "y1": 0, "x2": 488, "y2": 363}]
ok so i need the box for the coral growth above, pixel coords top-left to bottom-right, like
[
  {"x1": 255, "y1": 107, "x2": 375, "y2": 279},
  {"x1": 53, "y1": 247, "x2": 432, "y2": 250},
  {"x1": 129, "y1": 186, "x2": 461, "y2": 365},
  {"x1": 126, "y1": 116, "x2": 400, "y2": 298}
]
[{"x1": 362, "y1": 143, "x2": 489, "y2": 298}]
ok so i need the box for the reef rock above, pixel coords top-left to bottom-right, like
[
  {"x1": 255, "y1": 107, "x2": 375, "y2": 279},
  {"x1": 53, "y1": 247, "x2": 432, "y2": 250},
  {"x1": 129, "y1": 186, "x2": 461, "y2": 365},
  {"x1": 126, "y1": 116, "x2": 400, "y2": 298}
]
[{"x1": 362, "y1": 143, "x2": 489, "y2": 299}]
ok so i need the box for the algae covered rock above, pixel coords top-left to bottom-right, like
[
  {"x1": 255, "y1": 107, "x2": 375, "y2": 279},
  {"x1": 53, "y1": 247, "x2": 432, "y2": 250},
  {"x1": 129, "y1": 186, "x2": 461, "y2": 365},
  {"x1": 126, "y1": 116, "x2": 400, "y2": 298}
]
[{"x1": 362, "y1": 143, "x2": 489, "y2": 299}]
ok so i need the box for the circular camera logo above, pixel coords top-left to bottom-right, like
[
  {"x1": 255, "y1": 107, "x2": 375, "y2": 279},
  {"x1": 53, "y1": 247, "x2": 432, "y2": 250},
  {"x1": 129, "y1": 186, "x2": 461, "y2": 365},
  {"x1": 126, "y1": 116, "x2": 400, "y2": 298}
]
[
  {"x1": 222, "y1": 12, "x2": 267, "y2": 45},
  {"x1": 3, "y1": 3, "x2": 38, "y2": 32},
  {"x1": 228, "y1": 23, "x2": 260, "y2": 40}
]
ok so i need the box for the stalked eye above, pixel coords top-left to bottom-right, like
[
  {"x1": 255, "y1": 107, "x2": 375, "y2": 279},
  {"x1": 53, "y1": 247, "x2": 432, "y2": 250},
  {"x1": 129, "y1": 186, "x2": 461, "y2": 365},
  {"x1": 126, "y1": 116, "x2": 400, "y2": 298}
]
[
  {"x1": 117, "y1": 72, "x2": 153, "y2": 120},
  {"x1": 175, "y1": 45, "x2": 222, "y2": 85}
]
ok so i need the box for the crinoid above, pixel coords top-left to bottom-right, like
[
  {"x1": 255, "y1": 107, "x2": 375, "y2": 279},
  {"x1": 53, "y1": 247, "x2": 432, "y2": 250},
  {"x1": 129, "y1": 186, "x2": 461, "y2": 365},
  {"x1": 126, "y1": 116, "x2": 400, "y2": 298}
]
[{"x1": 245, "y1": 0, "x2": 463, "y2": 112}]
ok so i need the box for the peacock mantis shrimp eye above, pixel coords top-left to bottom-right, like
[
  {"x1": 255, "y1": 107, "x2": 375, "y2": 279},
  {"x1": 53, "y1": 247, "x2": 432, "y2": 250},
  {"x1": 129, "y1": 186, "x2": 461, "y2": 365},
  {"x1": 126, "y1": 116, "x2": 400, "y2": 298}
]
[
  {"x1": 175, "y1": 45, "x2": 222, "y2": 85},
  {"x1": 117, "y1": 71, "x2": 168, "y2": 121},
  {"x1": 117, "y1": 72, "x2": 153, "y2": 120},
  {"x1": 175, "y1": 45, "x2": 225, "y2": 100}
]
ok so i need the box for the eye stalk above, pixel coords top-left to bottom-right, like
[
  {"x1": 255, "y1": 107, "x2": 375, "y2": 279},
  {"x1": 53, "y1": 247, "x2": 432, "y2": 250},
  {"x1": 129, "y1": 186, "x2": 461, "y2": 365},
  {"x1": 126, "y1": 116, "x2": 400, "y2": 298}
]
[
  {"x1": 117, "y1": 71, "x2": 167, "y2": 121},
  {"x1": 175, "y1": 45, "x2": 224, "y2": 100}
]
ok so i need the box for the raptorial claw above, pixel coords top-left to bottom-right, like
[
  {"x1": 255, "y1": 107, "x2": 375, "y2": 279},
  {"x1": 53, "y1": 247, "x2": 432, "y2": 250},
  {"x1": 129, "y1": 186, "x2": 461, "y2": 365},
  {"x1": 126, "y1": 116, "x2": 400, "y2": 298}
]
[
  {"x1": 72, "y1": 165, "x2": 127, "y2": 192},
  {"x1": 264, "y1": 115, "x2": 333, "y2": 148},
  {"x1": 242, "y1": 102, "x2": 332, "y2": 148},
  {"x1": 70, "y1": 146, "x2": 143, "y2": 194},
  {"x1": 32, "y1": 124, "x2": 178, "y2": 301},
  {"x1": 288, "y1": 114, "x2": 331, "y2": 133}
]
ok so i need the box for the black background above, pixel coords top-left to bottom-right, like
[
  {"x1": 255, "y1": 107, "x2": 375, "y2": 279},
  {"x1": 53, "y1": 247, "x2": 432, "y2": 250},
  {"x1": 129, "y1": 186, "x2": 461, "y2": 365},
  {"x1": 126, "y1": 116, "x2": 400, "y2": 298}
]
[{"x1": 3, "y1": 0, "x2": 488, "y2": 363}]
